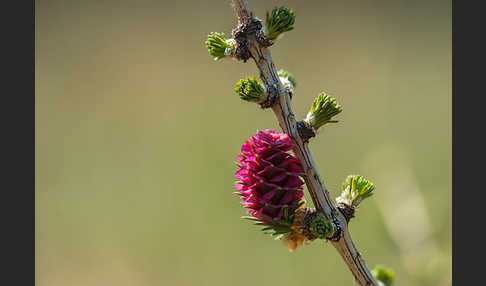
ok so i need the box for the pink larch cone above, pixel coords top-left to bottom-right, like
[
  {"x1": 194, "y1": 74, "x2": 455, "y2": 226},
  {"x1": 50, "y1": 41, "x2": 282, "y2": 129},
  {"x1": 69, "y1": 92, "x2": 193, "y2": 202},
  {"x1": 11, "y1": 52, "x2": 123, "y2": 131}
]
[{"x1": 235, "y1": 129, "x2": 305, "y2": 225}]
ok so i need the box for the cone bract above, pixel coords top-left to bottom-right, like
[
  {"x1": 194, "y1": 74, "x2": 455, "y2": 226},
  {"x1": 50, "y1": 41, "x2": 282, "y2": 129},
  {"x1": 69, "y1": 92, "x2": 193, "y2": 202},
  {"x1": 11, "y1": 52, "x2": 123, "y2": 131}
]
[{"x1": 235, "y1": 129, "x2": 305, "y2": 235}]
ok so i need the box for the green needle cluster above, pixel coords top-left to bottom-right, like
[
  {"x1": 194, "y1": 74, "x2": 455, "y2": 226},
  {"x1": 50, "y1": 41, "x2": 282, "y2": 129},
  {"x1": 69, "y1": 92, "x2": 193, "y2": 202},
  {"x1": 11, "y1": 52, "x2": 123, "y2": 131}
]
[
  {"x1": 337, "y1": 175, "x2": 375, "y2": 208},
  {"x1": 235, "y1": 77, "x2": 265, "y2": 103},
  {"x1": 306, "y1": 93, "x2": 342, "y2": 130},
  {"x1": 265, "y1": 7, "x2": 296, "y2": 40},
  {"x1": 205, "y1": 32, "x2": 234, "y2": 61},
  {"x1": 372, "y1": 265, "x2": 395, "y2": 286},
  {"x1": 309, "y1": 214, "x2": 334, "y2": 239},
  {"x1": 278, "y1": 69, "x2": 297, "y2": 88}
]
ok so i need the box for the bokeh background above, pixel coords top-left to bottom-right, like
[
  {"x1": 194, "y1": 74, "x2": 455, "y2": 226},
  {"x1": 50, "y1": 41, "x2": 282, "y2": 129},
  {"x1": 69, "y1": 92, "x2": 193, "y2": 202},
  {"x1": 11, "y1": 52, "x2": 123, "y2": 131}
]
[{"x1": 36, "y1": 0, "x2": 451, "y2": 285}]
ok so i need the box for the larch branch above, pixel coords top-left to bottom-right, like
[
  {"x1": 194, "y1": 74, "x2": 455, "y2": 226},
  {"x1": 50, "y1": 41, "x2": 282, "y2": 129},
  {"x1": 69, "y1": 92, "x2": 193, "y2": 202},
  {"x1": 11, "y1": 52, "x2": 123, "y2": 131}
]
[{"x1": 230, "y1": 1, "x2": 379, "y2": 285}]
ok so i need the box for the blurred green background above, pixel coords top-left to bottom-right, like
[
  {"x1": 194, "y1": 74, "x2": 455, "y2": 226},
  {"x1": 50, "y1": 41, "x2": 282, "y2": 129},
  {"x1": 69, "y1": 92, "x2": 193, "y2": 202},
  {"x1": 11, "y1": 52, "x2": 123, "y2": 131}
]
[{"x1": 36, "y1": 0, "x2": 451, "y2": 285}]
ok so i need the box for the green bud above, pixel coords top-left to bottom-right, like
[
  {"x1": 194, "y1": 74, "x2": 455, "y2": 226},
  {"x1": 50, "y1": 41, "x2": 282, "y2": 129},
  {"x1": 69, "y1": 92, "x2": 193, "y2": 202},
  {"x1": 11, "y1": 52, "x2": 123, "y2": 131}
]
[
  {"x1": 235, "y1": 77, "x2": 265, "y2": 103},
  {"x1": 337, "y1": 175, "x2": 375, "y2": 208},
  {"x1": 264, "y1": 7, "x2": 295, "y2": 40},
  {"x1": 305, "y1": 93, "x2": 342, "y2": 130},
  {"x1": 205, "y1": 32, "x2": 235, "y2": 61},
  {"x1": 278, "y1": 69, "x2": 297, "y2": 89},
  {"x1": 310, "y1": 214, "x2": 334, "y2": 239},
  {"x1": 371, "y1": 265, "x2": 395, "y2": 286}
]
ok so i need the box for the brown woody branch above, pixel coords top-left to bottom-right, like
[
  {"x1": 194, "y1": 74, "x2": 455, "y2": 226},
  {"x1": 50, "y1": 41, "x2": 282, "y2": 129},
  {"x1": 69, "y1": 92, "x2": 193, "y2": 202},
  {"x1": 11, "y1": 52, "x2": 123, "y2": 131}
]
[{"x1": 230, "y1": 1, "x2": 378, "y2": 285}]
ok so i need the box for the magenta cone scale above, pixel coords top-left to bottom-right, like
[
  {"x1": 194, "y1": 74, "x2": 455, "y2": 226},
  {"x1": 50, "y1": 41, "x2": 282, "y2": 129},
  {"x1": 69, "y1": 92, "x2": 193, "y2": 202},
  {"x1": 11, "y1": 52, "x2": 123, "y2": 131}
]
[{"x1": 235, "y1": 129, "x2": 305, "y2": 224}]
